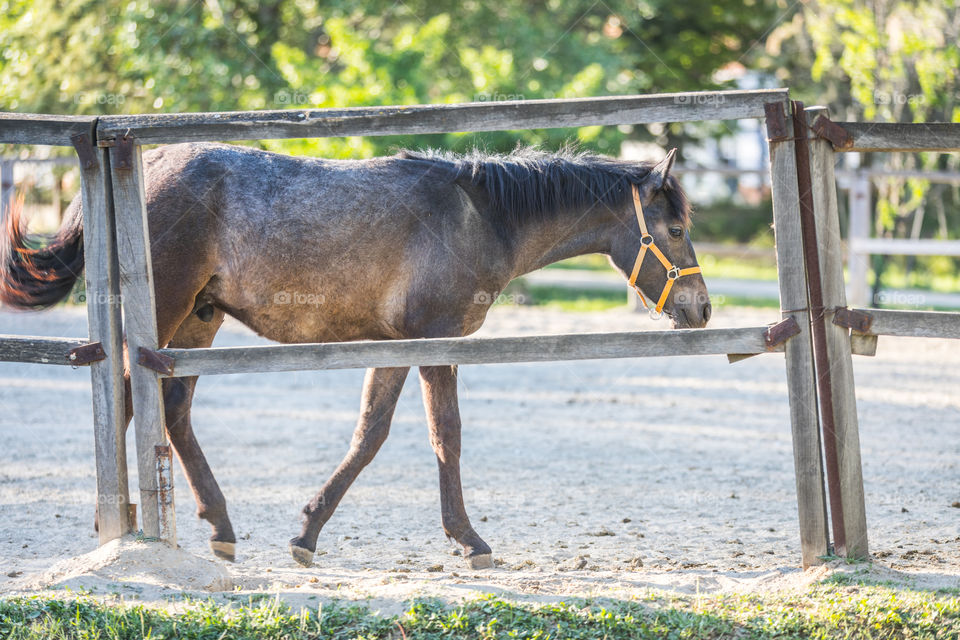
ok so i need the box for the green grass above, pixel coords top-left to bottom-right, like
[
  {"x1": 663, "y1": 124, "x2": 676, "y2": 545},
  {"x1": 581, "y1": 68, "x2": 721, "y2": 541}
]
[
  {"x1": 545, "y1": 254, "x2": 613, "y2": 272},
  {"x1": 498, "y1": 285, "x2": 780, "y2": 313},
  {"x1": 3, "y1": 584, "x2": 959, "y2": 639},
  {"x1": 546, "y1": 253, "x2": 781, "y2": 282},
  {"x1": 521, "y1": 285, "x2": 629, "y2": 312}
]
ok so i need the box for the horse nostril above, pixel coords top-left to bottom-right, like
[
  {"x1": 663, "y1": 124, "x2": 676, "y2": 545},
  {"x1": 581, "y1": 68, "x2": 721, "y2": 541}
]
[{"x1": 702, "y1": 302, "x2": 712, "y2": 323}]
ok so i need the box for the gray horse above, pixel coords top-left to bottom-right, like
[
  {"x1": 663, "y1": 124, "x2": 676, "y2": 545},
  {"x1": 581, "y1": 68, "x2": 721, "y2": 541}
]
[{"x1": 0, "y1": 143, "x2": 710, "y2": 569}]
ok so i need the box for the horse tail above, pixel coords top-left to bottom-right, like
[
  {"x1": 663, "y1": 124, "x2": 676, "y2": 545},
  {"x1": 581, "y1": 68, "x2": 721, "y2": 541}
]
[{"x1": 0, "y1": 194, "x2": 84, "y2": 309}]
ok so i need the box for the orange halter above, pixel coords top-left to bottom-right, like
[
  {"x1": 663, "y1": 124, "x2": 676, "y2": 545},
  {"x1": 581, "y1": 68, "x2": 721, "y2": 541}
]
[{"x1": 627, "y1": 184, "x2": 702, "y2": 317}]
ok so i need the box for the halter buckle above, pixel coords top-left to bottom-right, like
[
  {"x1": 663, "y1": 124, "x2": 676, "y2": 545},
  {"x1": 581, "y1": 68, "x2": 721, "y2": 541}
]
[
  {"x1": 667, "y1": 266, "x2": 680, "y2": 281},
  {"x1": 640, "y1": 234, "x2": 654, "y2": 247}
]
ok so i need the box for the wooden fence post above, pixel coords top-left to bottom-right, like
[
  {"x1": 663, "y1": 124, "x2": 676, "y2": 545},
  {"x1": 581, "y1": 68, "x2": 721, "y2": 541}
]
[
  {"x1": 804, "y1": 106, "x2": 869, "y2": 559},
  {"x1": 72, "y1": 126, "x2": 130, "y2": 544},
  {"x1": 765, "y1": 100, "x2": 830, "y2": 568},
  {"x1": 107, "y1": 137, "x2": 176, "y2": 545}
]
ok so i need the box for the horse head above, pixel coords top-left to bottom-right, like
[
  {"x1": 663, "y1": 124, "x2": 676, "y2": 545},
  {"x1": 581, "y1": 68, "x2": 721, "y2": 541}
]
[{"x1": 609, "y1": 149, "x2": 711, "y2": 328}]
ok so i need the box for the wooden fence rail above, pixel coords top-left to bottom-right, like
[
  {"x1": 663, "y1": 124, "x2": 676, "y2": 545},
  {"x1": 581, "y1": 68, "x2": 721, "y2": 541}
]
[
  {"x1": 96, "y1": 89, "x2": 787, "y2": 144},
  {"x1": 159, "y1": 326, "x2": 801, "y2": 378},
  {"x1": 0, "y1": 113, "x2": 97, "y2": 146}
]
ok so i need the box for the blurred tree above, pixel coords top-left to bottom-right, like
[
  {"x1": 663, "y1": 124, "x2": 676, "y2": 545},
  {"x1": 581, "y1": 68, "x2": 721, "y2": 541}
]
[
  {"x1": 1, "y1": 0, "x2": 782, "y2": 157},
  {"x1": 758, "y1": 0, "x2": 960, "y2": 292}
]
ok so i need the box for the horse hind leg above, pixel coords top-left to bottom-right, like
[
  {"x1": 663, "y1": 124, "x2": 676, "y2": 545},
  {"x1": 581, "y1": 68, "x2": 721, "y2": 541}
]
[
  {"x1": 290, "y1": 366, "x2": 409, "y2": 567},
  {"x1": 162, "y1": 308, "x2": 237, "y2": 560},
  {"x1": 419, "y1": 365, "x2": 493, "y2": 569}
]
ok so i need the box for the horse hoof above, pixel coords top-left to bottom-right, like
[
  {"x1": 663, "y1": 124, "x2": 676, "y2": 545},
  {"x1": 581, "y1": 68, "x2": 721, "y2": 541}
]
[
  {"x1": 466, "y1": 553, "x2": 493, "y2": 570},
  {"x1": 210, "y1": 540, "x2": 236, "y2": 562},
  {"x1": 290, "y1": 543, "x2": 314, "y2": 567}
]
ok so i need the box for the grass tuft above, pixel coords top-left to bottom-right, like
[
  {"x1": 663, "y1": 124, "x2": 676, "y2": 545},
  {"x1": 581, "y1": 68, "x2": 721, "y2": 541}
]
[{"x1": 3, "y1": 583, "x2": 960, "y2": 639}]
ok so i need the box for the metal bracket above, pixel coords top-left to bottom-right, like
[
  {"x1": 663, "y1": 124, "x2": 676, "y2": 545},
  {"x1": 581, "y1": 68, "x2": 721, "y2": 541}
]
[
  {"x1": 70, "y1": 133, "x2": 99, "y2": 170},
  {"x1": 764, "y1": 102, "x2": 790, "y2": 142},
  {"x1": 832, "y1": 307, "x2": 874, "y2": 333},
  {"x1": 137, "y1": 346, "x2": 175, "y2": 376},
  {"x1": 111, "y1": 135, "x2": 136, "y2": 170},
  {"x1": 67, "y1": 341, "x2": 106, "y2": 366},
  {"x1": 811, "y1": 114, "x2": 854, "y2": 150},
  {"x1": 764, "y1": 317, "x2": 802, "y2": 350}
]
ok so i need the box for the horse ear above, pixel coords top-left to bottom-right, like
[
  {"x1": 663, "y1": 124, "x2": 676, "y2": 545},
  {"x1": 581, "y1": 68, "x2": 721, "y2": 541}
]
[{"x1": 643, "y1": 148, "x2": 677, "y2": 194}]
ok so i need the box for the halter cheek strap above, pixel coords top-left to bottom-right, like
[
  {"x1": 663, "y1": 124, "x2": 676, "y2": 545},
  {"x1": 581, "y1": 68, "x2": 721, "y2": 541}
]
[{"x1": 626, "y1": 184, "x2": 702, "y2": 316}]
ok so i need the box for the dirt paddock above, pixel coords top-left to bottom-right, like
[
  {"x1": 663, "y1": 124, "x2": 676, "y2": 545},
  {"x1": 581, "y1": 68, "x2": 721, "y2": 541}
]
[{"x1": 0, "y1": 304, "x2": 957, "y2": 610}]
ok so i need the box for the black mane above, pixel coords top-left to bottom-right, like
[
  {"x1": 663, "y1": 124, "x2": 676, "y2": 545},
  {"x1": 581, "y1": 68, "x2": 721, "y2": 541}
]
[{"x1": 397, "y1": 147, "x2": 691, "y2": 232}]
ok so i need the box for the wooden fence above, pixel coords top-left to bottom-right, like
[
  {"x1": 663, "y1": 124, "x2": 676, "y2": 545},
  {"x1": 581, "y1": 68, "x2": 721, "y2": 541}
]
[{"x1": 2, "y1": 89, "x2": 958, "y2": 569}]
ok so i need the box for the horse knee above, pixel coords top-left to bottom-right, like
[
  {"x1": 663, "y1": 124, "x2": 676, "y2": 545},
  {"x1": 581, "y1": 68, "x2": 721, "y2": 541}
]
[{"x1": 350, "y1": 422, "x2": 391, "y2": 466}]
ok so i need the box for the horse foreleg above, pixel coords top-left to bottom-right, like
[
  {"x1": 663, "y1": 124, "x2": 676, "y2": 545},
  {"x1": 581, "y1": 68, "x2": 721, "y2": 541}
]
[
  {"x1": 419, "y1": 365, "x2": 493, "y2": 569},
  {"x1": 163, "y1": 375, "x2": 236, "y2": 560},
  {"x1": 289, "y1": 366, "x2": 409, "y2": 567},
  {"x1": 161, "y1": 310, "x2": 235, "y2": 560}
]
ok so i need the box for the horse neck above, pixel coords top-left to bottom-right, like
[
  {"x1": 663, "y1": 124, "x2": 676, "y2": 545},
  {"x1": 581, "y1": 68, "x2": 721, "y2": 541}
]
[{"x1": 508, "y1": 205, "x2": 617, "y2": 278}]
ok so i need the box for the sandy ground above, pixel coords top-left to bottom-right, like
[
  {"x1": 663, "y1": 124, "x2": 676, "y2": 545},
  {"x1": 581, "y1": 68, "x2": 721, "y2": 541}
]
[{"x1": 0, "y1": 303, "x2": 957, "y2": 612}]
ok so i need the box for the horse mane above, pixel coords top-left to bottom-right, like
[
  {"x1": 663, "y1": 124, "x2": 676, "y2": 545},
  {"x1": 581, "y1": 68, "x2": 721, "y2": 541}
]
[{"x1": 396, "y1": 146, "x2": 691, "y2": 233}]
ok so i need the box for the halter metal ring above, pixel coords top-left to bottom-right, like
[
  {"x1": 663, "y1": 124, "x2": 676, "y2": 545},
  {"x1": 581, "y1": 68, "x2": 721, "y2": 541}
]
[
  {"x1": 667, "y1": 266, "x2": 680, "y2": 280},
  {"x1": 640, "y1": 234, "x2": 654, "y2": 247}
]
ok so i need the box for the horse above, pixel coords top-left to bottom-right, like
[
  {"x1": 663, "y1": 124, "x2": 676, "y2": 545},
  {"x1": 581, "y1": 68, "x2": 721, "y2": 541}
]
[{"x1": 0, "y1": 143, "x2": 710, "y2": 569}]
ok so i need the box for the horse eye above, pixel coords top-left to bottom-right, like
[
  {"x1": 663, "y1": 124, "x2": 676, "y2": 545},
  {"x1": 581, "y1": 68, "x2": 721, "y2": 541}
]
[{"x1": 669, "y1": 226, "x2": 684, "y2": 238}]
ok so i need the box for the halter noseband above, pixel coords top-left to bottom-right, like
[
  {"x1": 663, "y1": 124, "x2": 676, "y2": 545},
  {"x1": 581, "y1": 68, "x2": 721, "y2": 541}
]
[{"x1": 627, "y1": 184, "x2": 702, "y2": 317}]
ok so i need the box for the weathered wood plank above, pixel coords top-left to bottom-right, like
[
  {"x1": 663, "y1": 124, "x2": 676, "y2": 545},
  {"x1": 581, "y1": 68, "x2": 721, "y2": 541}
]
[
  {"x1": 109, "y1": 143, "x2": 175, "y2": 544},
  {"x1": 853, "y1": 308, "x2": 960, "y2": 339},
  {"x1": 768, "y1": 101, "x2": 830, "y2": 569},
  {"x1": 160, "y1": 326, "x2": 784, "y2": 378},
  {"x1": 97, "y1": 89, "x2": 788, "y2": 144},
  {"x1": 806, "y1": 106, "x2": 868, "y2": 560},
  {"x1": 834, "y1": 122, "x2": 960, "y2": 152},
  {"x1": 77, "y1": 128, "x2": 131, "y2": 545},
  {"x1": 0, "y1": 113, "x2": 97, "y2": 146},
  {"x1": 0, "y1": 335, "x2": 89, "y2": 364},
  {"x1": 728, "y1": 337, "x2": 877, "y2": 363}
]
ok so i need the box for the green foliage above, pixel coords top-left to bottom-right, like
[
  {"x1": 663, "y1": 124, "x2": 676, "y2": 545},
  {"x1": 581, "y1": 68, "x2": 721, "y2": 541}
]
[
  {"x1": 762, "y1": 1, "x2": 960, "y2": 241},
  {"x1": 3, "y1": 585, "x2": 960, "y2": 639},
  {"x1": 690, "y1": 199, "x2": 774, "y2": 245},
  {"x1": 0, "y1": 0, "x2": 782, "y2": 158}
]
